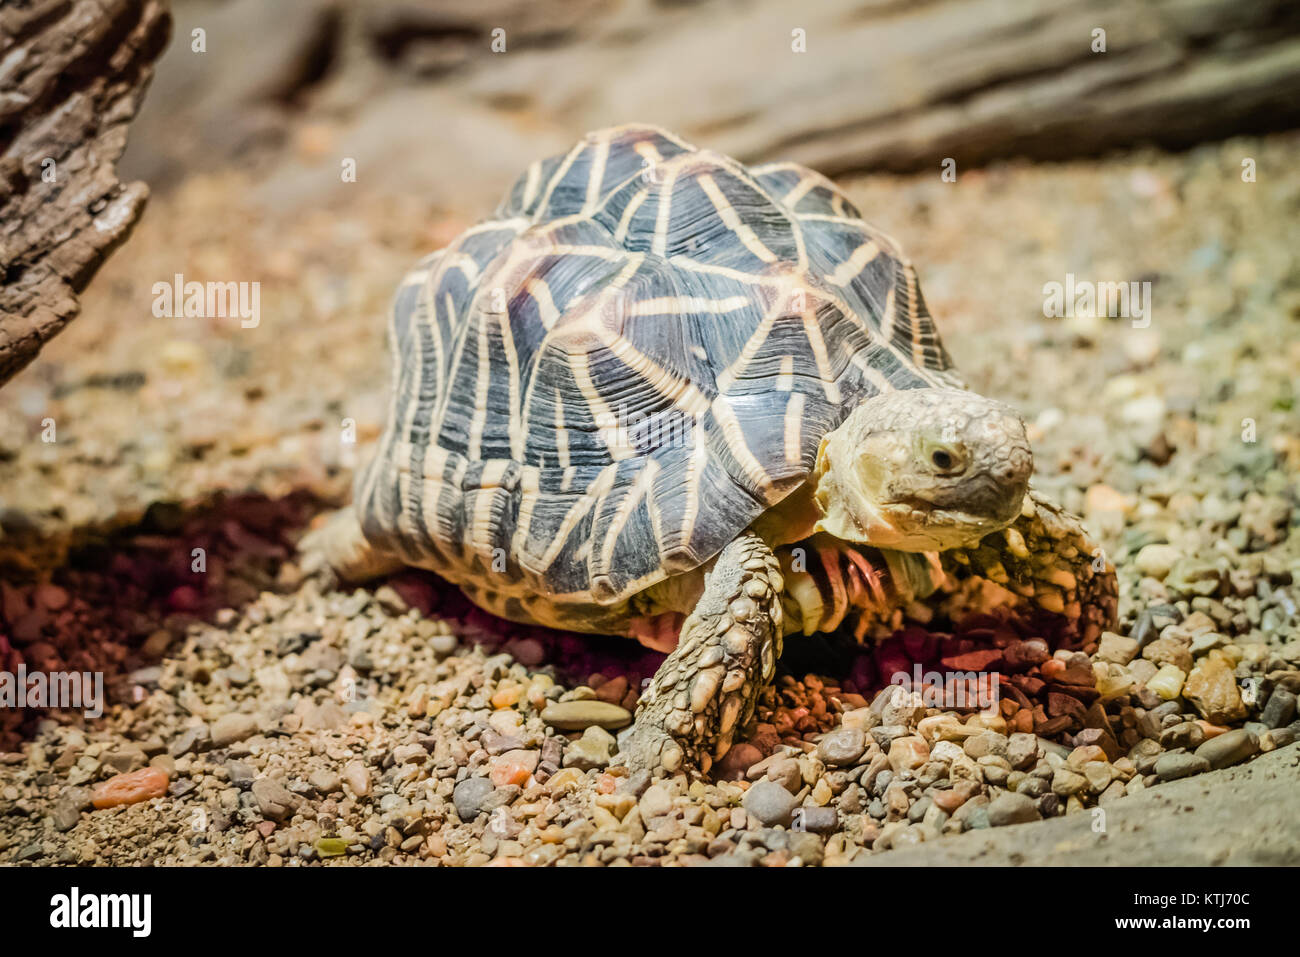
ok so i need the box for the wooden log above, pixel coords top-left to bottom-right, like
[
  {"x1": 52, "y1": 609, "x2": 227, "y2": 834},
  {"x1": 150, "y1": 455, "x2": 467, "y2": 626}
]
[
  {"x1": 235, "y1": 0, "x2": 1300, "y2": 215},
  {"x1": 0, "y1": 0, "x2": 171, "y2": 386}
]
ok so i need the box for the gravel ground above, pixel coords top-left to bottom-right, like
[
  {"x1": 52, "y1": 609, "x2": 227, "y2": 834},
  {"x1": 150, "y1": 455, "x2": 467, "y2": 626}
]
[{"x1": 0, "y1": 134, "x2": 1297, "y2": 866}]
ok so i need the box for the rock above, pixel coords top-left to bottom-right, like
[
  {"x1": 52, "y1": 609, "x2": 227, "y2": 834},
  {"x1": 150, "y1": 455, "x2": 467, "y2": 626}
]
[
  {"x1": 987, "y1": 792, "x2": 1041, "y2": 827},
  {"x1": 887, "y1": 736, "x2": 930, "y2": 773},
  {"x1": 308, "y1": 769, "x2": 342, "y2": 794},
  {"x1": 639, "y1": 783, "x2": 674, "y2": 819},
  {"x1": 300, "y1": 699, "x2": 346, "y2": 731},
  {"x1": 373, "y1": 585, "x2": 407, "y2": 614},
  {"x1": 1261, "y1": 688, "x2": 1297, "y2": 729},
  {"x1": 618, "y1": 768, "x2": 652, "y2": 799},
  {"x1": 343, "y1": 760, "x2": 371, "y2": 797},
  {"x1": 870, "y1": 724, "x2": 910, "y2": 749},
  {"x1": 878, "y1": 688, "x2": 926, "y2": 726},
  {"x1": 1165, "y1": 558, "x2": 1222, "y2": 599},
  {"x1": 742, "y1": 779, "x2": 797, "y2": 827},
  {"x1": 1085, "y1": 483, "x2": 1133, "y2": 516},
  {"x1": 1083, "y1": 761, "x2": 1116, "y2": 793},
  {"x1": 963, "y1": 731, "x2": 1009, "y2": 760},
  {"x1": 169, "y1": 726, "x2": 207, "y2": 757},
  {"x1": 51, "y1": 787, "x2": 92, "y2": 832},
  {"x1": 714, "y1": 742, "x2": 763, "y2": 778},
  {"x1": 453, "y1": 777, "x2": 495, "y2": 821},
  {"x1": 1160, "y1": 722, "x2": 1205, "y2": 750},
  {"x1": 1134, "y1": 544, "x2": 1181, "y2": 580},
  {"x1": 1096, "y1": 632, "x2": 1139, "y2": 665},
  {"x1": 1094, "y1": 668, "x2": 1134, "y2": 701},
  {"x1": 1145, "y1": 665, "x2": 1187, "y2": 700},
  {"x1": 391, "y1": 743, "x2": 427, "y2": 765},
  {"x1": 251, "y1": 778, "x2": 300, "y2": 822},
  {"x1": 1183, "y1": 657, "x2": 1247, "y2": 724},
  {"x1": 932, "y1": 780, "x2": 978, "y2": 813},
  {"x1": 489, "y1": 749, "x2": 539, "y2": 786},
  {"x1": 765, "y1": 757, "x2": 804, "y2": 794},
  {"x1": 1067, "y1": 744, "x2": 1108, "y2": 768},
  {"x1": 1004, "y1": 638, "x2": 1050, "y2": 670},
  {"x1": 100, "y1": 747, "x2": 147, "y2": 774},
  {"x1": 1189, "y1": 632, "x2": 1227, "y2": 656},
  {"x1": 1260, "y1": 728, "x2": 1296, "y2": 752},
  {"x1": 1142, "y1": 636, "x2": 1193, "y2": 672},
  {"x1": 1194, "y1": 729, "x2": 1259, "y2": 770},
  {"x1": 1154, "y1": 752, "x2": 1211, "y2": 782},
  {"x1": 540, "y1": 700, "x2": 633, "y2": 731},
  {"x1": 931, "y1": 740, "x2": 966, "y2": 764},
  {"x1": 797, "y1": 806, "x2": 839, "y2": 834},
  {"x1": 210, "y1": 712, "x2": 260, "y2": 747},
  {"x1": 952, "y1": 796, "x2": 991, "y2": 830},
  {"x1": 1006, "y1": 732, "x2": 1039, "y2": 770},
  {"x1": 429, "y1": 632, "x2": 459, "y2": 655},
  {"x1": 1051, "y1": 767, "x2": 1088, "y2": 796},
  {"x1": 817, "y1": 727, "x2": 866, "y2": 766},
  {"x1": 90, "y1": 768, "x2": 169, "y2": 809},
  {"x1": 594, "y1": 675, "x2": 629, "y2": 704},
  {"x1": 563, "y1": 726, "x2": 616, "y2": 770},
  {"x1": 225, "y1": 760, "x2": 256, "y2": 788}
]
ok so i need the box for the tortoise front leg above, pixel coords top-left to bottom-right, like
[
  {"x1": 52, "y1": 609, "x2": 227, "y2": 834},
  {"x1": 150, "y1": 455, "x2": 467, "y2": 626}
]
[
  {"x1": 951, "y1": 490, "x2": 1119, "y2": 647},
  {"x1": 619, "y1": 530, "x2": 784, "y2": 777}
]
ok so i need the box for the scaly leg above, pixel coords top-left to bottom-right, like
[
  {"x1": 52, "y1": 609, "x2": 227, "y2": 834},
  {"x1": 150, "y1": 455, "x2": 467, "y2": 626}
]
[
  {"x1": 619, "y1": 530, "x2": 784, "y2": 776},
  {"x1": 942, "y1": 490, "x2": 1119, "y2": 647},
  {"x1": 299, "y1": 507, "x2": 404, "y2": 583}
]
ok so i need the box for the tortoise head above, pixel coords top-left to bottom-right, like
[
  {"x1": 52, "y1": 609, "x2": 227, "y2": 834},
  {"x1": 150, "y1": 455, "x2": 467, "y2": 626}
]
[{"x1": 812, "y1": 388, "x2": 1032, "y2": 551}]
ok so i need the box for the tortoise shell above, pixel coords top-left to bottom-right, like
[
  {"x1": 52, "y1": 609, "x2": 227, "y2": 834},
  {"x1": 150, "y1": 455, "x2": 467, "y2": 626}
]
[{"x1": 354, "y1": 124, "x2": 962, "y2": 626}]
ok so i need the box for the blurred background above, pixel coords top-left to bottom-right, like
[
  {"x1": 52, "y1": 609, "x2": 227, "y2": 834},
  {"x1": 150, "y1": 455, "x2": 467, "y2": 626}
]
[{"x1": 122, "y1": 0, "x2": 1300, "y2": 209}]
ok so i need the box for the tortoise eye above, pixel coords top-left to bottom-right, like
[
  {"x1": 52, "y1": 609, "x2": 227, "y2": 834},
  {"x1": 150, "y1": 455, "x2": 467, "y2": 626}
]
[{"x1": 928, "y1": 445, "x2": 965, "y2": 473}]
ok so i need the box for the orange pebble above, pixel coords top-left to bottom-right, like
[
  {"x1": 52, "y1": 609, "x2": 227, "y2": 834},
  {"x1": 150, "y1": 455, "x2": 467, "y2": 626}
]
[
  {"x1": 491, "y1": 685, "x2": 523, "y2": 709},
  {"x1": 596, "y1": 773, "x2": 618, "y2": 794},
  {"x1": 1196, "y1": 720, "x2": 1230, "y2": 738},
  {"x1": 1041, "y1": 659, "x2": 1066, "y2": 678},
  {"x1": 91, "y1": 767, "x2": 170, "y2": 809},
  {"x1": 490, "y1": 758, "x2": 532, "y2": 788}
]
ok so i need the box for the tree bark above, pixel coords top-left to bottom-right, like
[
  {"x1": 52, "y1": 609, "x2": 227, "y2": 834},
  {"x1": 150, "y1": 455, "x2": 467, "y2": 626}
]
[{"x1": 0, "y1": 0, "x2": 171, "y2": 386}]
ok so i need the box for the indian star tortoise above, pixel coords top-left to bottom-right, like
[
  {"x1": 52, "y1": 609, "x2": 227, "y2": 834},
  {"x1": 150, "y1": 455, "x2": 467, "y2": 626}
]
[{"x1": 304, "y1": 124, "x2": 1118, "y2": 776}]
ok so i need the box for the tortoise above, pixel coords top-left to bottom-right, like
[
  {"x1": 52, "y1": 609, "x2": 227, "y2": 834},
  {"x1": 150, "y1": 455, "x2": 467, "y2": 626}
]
[{"x1": 305, "y1": 124, "x2": 1117, "y2": 776}]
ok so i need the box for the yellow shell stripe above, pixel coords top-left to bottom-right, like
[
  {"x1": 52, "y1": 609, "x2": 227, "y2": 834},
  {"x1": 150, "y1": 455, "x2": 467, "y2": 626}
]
[
  {"x1": 535, "y1": 138, "x2": 588, "y2": 218},
  {"x1": 356, "y1": 261, "x2": 432, "y2": 536},
  {"x1": 466, "y1": 297, "x2": 493, "y2": 460},
  {"x1": 714, "y1": 157, "x2": 810, "y2": 271},
  {"x1": 581, "y1": 129, "x2": 611, "y2": 216},
  {"x1": 393, "y1": 278, "x2": 426, "y2": 561},
  {"x1": 695, "y1": 172, "x2": 778, "y2": 265},
  {"x1": 815, "y1": 270, "x2": 949, "y2": 389}
]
